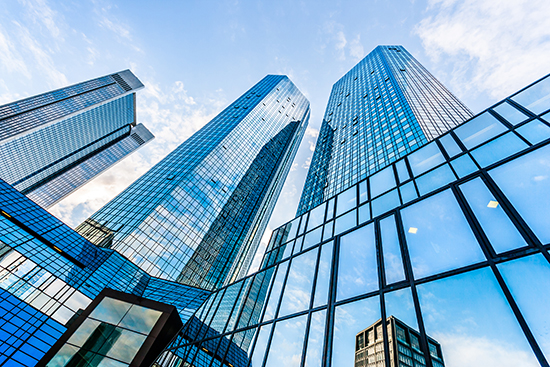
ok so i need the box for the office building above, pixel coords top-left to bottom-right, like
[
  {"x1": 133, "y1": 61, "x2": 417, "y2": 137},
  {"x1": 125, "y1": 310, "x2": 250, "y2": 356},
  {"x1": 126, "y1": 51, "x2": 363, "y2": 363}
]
[
  {"x1": 0, "y1": 70, "x2": 153, "y2": 208},
  {"x1": 76, "y1": 75, "x2": 310, "y2": 290},
  {"x1": 297, "y1": 45, "x2": 472, "y2": 214},
  {"x1": 155, "y1": 53, "x2": 550, "y2": 367}
]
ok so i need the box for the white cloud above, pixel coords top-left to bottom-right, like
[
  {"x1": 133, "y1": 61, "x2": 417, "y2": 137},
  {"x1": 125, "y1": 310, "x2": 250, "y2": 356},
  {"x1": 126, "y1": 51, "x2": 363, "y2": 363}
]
[
  {"x1": 18, "y1": 0, "x2": 62, "y2": 40},
  {"x1": 0, "y1": 24, "x2": 31, "y2": 78},
  {"x1": 416, "y1": 0, "x2": 550, "y2": 101},
  {"x1": 321, "y1": 20, "x2": 364, "y2": 62}
]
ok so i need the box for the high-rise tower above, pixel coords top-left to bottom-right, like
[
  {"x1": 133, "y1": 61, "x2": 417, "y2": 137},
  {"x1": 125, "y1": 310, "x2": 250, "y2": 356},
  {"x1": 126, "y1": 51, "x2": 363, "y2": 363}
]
[
  {"x1": 0, "y1": 70, "x2": 153, "y2": 208},
  {"x1": 76, "y1": 75, "x2": 310, "y2": 290},
  {"x1": 297, "y1": 45, "x2": 472, "y2": 214}
]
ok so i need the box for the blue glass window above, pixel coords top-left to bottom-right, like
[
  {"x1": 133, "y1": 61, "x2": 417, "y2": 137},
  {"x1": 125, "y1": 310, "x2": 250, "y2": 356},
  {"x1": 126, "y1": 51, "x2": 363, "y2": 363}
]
[
  {"x1": 371, "y1": 189, "x2": 400, "y2": 217},
  {"x1": 407, "y1": 142, "x2": 445, "y2": 176},
  {"x1": 395, "y1": 159, "x2": 410, "y2": 183},
  {"x1": 313, "y1": 242, "x2": 334, "y2": 307},
  {"x1": 415, "y1": 164, "x2": 456, "y2": 196},
  {"x1": 380, "y1": 215, "x2": 405, "y2": 284},
  {"x1": 334, "y1": 209, "x2": 357, "y2": 236},
  {"x1": 279, "y1": 249, "x2": 317, "y2": 317},
  {"x1": 454, "y1": 112, "x2": 507, "y2": 149},
  {"x1": 470, "y1": 132, "x2": 527, "y2": 168},
  {"x1": 516, "y1": 119, "x2": 550, "y2": 145},
  {"x1": 492, "y1": 101, "x2": 529, "y2": 125},
  {"x1": 511, "y1": 76, "x2": 550, "y2": 114},
  {"x1": 369, "y1": 166, "x2": 396, "y2": 197},
  {"x1": 336, "y1": 186, "x2": 356, "y2": 216},
  {"x1": 439, "y1": 134, "x2": 462, "y2": 158},
  {"x1": 307, "y1": 203, "x2": 326, "y2": 231},
  {"x1": 399, "y1": 181, "x2": 417, "y2": 204},
  {"x1": 450, "y1": 154, "x2": 478, "y2": 178}
]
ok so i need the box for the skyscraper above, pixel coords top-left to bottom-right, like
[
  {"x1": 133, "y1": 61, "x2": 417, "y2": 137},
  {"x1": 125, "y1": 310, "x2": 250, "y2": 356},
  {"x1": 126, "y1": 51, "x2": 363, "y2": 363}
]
[
  {"x1": 76, "y1": 75, "x2": 310, "y2": 290},
  {"x1": 0, "y1": 70, "x2": 153, "y2": 209},
  {"x1": 297, "y1": 45, "x2": 472, "y2": 214},
  {"x1": 156, "y1": 50, "x2": 550, "y2": 367}
]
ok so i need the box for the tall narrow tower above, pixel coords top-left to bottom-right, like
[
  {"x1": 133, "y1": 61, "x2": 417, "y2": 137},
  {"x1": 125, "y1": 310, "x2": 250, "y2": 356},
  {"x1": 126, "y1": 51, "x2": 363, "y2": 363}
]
[
  {"x1": 76, "y1": 75, "x2": 310, "y2": 290},
  {"x1": 0, "y1": 70, "x2": 153, "y2": 208},
  {"x1": 297, "y1": 45, "x2": 472, "y2": 214}
]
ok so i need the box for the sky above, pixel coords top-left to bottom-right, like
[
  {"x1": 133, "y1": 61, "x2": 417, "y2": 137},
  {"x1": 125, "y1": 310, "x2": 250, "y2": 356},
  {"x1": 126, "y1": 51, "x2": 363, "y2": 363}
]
[{"x1": 1, "y1": 0, "x2": 550, "y2": 268}]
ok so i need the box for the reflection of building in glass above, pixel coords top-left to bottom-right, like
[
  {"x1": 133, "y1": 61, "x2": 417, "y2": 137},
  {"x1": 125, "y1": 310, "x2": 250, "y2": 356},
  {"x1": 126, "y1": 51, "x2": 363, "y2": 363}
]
[
  {"x1": 0, "y1": 70, "x2": 153, "y2": 208},
  {"x1": 354, "y1": 316, "x2": 444, "y2": 367},
  {"x1": 76, "y1": 75, "x2": 310, "y2": 290},
  {"x1": 297, "y1": 45, "x2": 472, "y2": 214}
]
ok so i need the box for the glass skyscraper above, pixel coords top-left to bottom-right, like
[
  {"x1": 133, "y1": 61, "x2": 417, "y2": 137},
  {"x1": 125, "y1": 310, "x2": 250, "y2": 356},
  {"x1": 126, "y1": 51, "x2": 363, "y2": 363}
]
[
  {"x1": 155, "y1": 51, "x2": 550, "y2": 367},
  {"x1": 76, "y1": 75, "x2": 310, "y2": 290},
  {"x1": 0, "y1": 70, "x2": 153, "y2": 208},
  {"x1": 298, "y1": 45, "x2": 472, "y2": 214}
]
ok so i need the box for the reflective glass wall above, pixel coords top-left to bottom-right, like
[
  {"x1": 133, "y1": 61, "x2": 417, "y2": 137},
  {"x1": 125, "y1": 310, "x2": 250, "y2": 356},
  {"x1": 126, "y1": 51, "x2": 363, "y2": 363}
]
[{"x1": 158, "y1": 73, "x2": 550, "y2": 367}]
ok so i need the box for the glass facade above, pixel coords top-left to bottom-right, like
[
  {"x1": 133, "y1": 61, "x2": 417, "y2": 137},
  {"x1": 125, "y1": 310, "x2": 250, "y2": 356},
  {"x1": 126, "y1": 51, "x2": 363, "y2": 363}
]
[
  {"x1": 297, "y1": 45, "x2": 473, "y2": 214},
  {"x1": 0, "y1": 70, "x2": 152, "y2": 209},
  {"x1": 76, "y1": 75, "x2": 310, "y2": 290},
  {"x1": 156, "y1": 73, "x2": 550, "y2": 367}
]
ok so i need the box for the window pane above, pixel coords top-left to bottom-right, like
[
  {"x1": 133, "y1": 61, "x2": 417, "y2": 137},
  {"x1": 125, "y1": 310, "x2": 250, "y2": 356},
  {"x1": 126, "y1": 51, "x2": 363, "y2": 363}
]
[
  {"x1": 489, "y1": 144, "x2": 550, "y2": 243},
  {"x1": 399, "y1": 181, "x2": 417, "y2": 204},
  {"x1": 417, "y1": 267, "x2": 539, "y2": 367},
  {"x1": 454, "y1": 112, "x2": 507, "y2": 149},
  {"x1": 106, "y1": 329, "x2": 147, "y2": 363},
  {"x1": 395, "y1": 159, "x2": 410, "y2": 182},
  {"x1": 511, "y1": 76, "x2": 550, "y2": 114},
  {"x1": 492, "y1": 101, "x2": 529, "y2": 125},
  {"x1": 439, "y1": 134, "x2": 462, "y2": 158},
  {"x1": 332, "y1": 296, "x2": 380, "y2": 367},
  {"x1": 281, "y1": 240, "x2": 294, "y2": 260},
  {"x1": 407, "y1": 142, "x2": 445, "y2": 176},
  {"x1": 385, "y1": 288, "x2": 418, "y2": 330},
  {"x1": 334, "y1": 209, "x2": 357, "y2": 236},
  {"x1": 286, "y1": 217, "x2": 300, "y2": 242},
  {"x1": 263, "y1": 262, "x2": 289, "y2": 321},
  {"x1": 303, "y1": 310, "x2": 326, "y2": 367},
  {"x1": 369, "y1": 166, "x2": 396, "y2": 198},
  {"x1": 323, "y1": 221, "x2": 333, "y2": 241},
  {"x1": 298, "y1": 213, "x2": 308, "y2": 236},
  {"x1": 516, "y1": 119, "x2": 550, "y2": 145},
  {"x1": 265, "y1": 315, "x2": 307, "y2": 367},
  {"x1": 400, "y1": 189, "x2": 486, "y2": 278},
  {"x1": 498, "y1": 254, "x2": 550, "y2": 359},
  {"x1": 313, "y1": 242, "x2": 333, "y2": 308},
  {"x1": 415, "y1": 164, "x2": 456, "y2": 196},
  {"x1": 380, "y1": 215, "x2": 405, "y2": 284},
  {"x1": 302, "y1": 226, "x2": 322, "y2": 251},
  {"x1": 250, "y1": 324, "x2": 272, "y2": 367},
  {"x1": 359, "y1": 181, "x2": 368, "y2": 203},
  {"x1": 371, "y1": 189, "x2": 400, "y2": 217},
  {"x1": 471, "y1": 132, "x2": 528, "y2": 168},
  {"x1": 279, "y1": 249, "x2": 317, "y2": 317},
  {"x1": 358, "y1": 203, "x2": 371, "y2": 224},
  {"x1": 326, "y1": 198, "x2": 335, "y2": 221},
  {"x1": 336, "y1": 186, "x2": 356, "y2": 216},
  {"x1": 119, "y1": 305, "x2": 162, "y2": 334},
  {"x1": 89, "y1": 298, "x2": 131, "y2": 325},
  {"x1": 307, "y1": 203, "x2": 326, "y2": 231},
  {"x1": 450, "y1": 154, "x2": 478, "y2": 178},
  {"x1": 337, "y1": 224, "x2": 378, "y2": 301},
  {"x1": 459, "y1": 178, "x2": 527, "y2": 253}
]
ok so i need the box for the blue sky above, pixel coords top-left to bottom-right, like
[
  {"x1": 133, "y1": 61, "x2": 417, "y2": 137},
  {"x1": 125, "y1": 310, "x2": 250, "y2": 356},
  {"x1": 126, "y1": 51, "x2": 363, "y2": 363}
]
[{"x1": 1, "y1": 0, "x2": 550, "y2": 266}]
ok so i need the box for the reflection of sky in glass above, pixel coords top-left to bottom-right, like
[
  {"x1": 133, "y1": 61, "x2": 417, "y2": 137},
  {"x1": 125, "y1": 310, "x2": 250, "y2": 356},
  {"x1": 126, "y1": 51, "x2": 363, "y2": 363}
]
[
  {"x1": 492, "y1": 101, "x2": 529, "y2": 126},
  {"x1": 265, "y1": 314, "x2": 307, "y2": 367},
  {"x1": 460, "y1": 178, "x2": 526, "y2": 253},
  {"x1": 119, "y1": 305, "x2": 162, "y2": 334},
  {"x1": 337, "y1": 223, "x2": 378, "y2": 301},
  {"x1": 369, "y1": 165, "x2": 396, "y2": 197},
  {"x1": 106, "y1": 329, "x2": 147, "y2": 363},
  {"x1": 263, "y1": 262, "x2": 288, "y2": 321},
  {"x1": 332, "y1": 296, "x2": 380, "y2": 367},
  {"x1": 313, "y1": 242, "x2": 333, "y2": 307},
  {"x1": 302, "y1": 227, "x2": 322, "y2": 251},
  {"x1": 498, "y1": 254, "x2": 550, "y2": 359},
  {"x1": 250, "y1": 324, "x2": 272, "y2": 367},
  {"x1": 279, "y1": 249, "x2": 317, "y2": 317},
  {"x1": 400, "y1": 181, "x2": 417, "y2": 204},
  {"x1": 489, "y1": 144, "x2": 550, "y2": 243},
  {"x1": 516, "y1": 119, "x2": 550, "y2": 145},
  {"x1": 385, "y1": 287, "x2": 418, "y2": 330},
  {"x1": 415, "y1": 164, "x2": 456, "y2": 196},
  {"x1": 66, "y1": 318, "x2": 101, "y2": 347},
  {"x1": 439, "y1": 134, "x2": 462, "y2": 158},
  {"x1": 417, "y1": 267, "x2": 538, "y2": 367},
  {"x1": 395, "y1": 159, "x2": 410, "y2": 182},
  {"x1": 334, "y1": 209, "x2": 356, "y2": 236},
  {"x1": 371, "y1": 188, "x2": 400, "y2": 217},
  {"x1": 90, "y1": 298, "x2": 131, "y2": 324},
  {"x1": 304, "y1": 310, "x2": 326, "y2": 367},
  {"x1": 307, "y1": 203, "x2": 325, "y2": 231},
  {"x1": 380, "y1": 215, "x2": 405, "y2": 284},
  {"x1": 470, "y1": 132, "x2": 527, "y2": 168},
  {"x1": 407, "y1": 141, "x2": 445, "y2": 176},
  {"x1": 454, "y1": 112, "x2": 507, "y2": 150},
  {"x1": 336, "y1": 186, "x2": 356, "y2": 216},
  {"x1": 450, "y1": 154, "x2": 478, "y2": 178},
  {"x1": 511, "y1": 76, "x2": 550, "y2": 114},
  {"x1": 401, "y1": 189, "x2": 485, "y2": 278}
]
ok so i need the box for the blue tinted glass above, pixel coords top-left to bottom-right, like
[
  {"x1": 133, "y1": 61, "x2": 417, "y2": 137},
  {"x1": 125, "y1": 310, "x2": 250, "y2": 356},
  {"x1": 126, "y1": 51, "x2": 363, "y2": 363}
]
[
  {"x1": 511, "y1": 76, "x2": 550, "y2": 114},
  {"x1": 337, "y1": 224, "x2": 378, "y2": 301},
  {"x1": 460, "y1": 178, "x2": 526, "y2": 253},
  {"x1": 286, "y1": 217, "x2": 300, "y2": 241},
  {"x1": 334, "y1": 209, "x2": 357, "y2": 236},
  {"x1": 303, "y1": 227, "x2": 322, "y2": 251},
  {"x1": 263, "y1": 262, "x2": 289, "y2": 321},
  {"x1": 332, "y1": 296, "x2": 380, "y2": 367},
  {"x1": 323, "y1": 221, "x2": 333, "y2": 241},
  {"x1": 369, "y1": 166, "x2": 396, "y2": 198},
  {"x1": 359, "y1": 181, "x2": 368, "y2": 203},
  {"x1": 326, "y1": 198, "x2": 335, "y2": 220},
  {"x1": 399, "y1": 181, "x2": 417, "y2": 204},
  {"x1": 516, "y1": 119, "x2": 550, "y2": 145},
  {"x1": 313, "y1": 242, "x2": 333, "y2": 307},
  {"x1": 450, "y1": 154, "x2": 478, "y2": 178},
  {"x1": 489, "y1": 144, "x2": 550, "y2": 243},
  {"x1": 358, "y1": 203, "x2": 371, "y2": 224},
  {"x1": 371, "y1": 189, "x2": 400, "y2": 217},
  {"x1": 279, "y1": 249, "x2": 317, "y2": 317},
  {"x1": 454, "y1": 112, "x2": 507, "y2": 149},
  {"x1": 281, "y1": 240, "x2": 294, "y2": 260},
  {"x1": 471, "y1": 132, "x2": 528, "y2": 168},
  {"x1": 336, "y1": 187, "x2": 356, "y2": 216},
  {"x1": 417, "y1": 267, "x2": 539, "y2": 367},
  {"x1": 303, "y1": 310, "x2": 326, "y2": 367},
  {"x1": 293, "y1": 236, "x2": 304, "y2": 255},
  {"x1": 265, "y1": 315, "x2": 307, "y2": 367},
  {"x1": 439, "y1": 134, "x2": 462, "y2": 158},
  {"x1": 415, "y1": 164, "x2": 456, "y2": 196},
  {"x1": 298, "y1": 214, "x2": 308, "y2": 236},
  {"x1": 307, "y1": 203, "x2": 326, "y2": 231},
  {"x1": 492, "y1": 101, "x2": 529, "y2": 125},
  {"x1": 251, "y1": 324, "x2": 272, "y2": 367},
  {"x1": 395, "y1": 159, "x2": 410, "y2": 183},
  {"x1": 401, "y1": 189, "x2": 486, "y2": 278},
  {"x1": 380, "y1": 215, "x2": 405, "y2": 284},
  {"x1": 385, "y1": 288, "x2": 418, "y2": 330},
  {"x1": 498, "y1": 254, "x2": 550, "y2": 359},
  {"x1": 407, "y1": 142, "x2": 445, "y2": 176}
]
